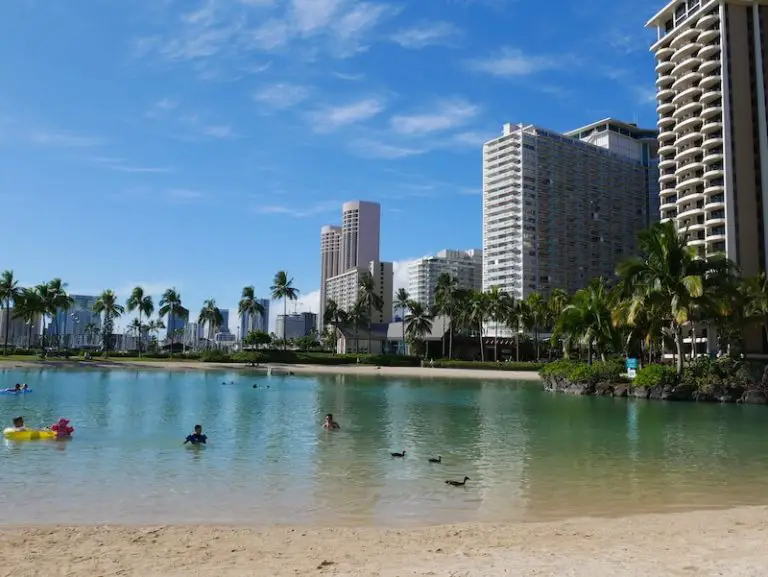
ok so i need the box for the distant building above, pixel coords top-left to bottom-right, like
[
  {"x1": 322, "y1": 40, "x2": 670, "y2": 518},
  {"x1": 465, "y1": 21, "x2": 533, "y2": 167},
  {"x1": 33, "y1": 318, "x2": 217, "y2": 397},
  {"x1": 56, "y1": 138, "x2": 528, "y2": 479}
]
[
  {"x1": 0, "y1": 309, "x2": 41, "y2": 347},
  {"x1": 239, "y1": 299, "x2": 270, "y2": 337},
  {"x1": 276, "y1": 312, "x2": 318, "y2": 341},
  {"x1": 218, "y1": 309, "x2": 231, "y2": 334},
  {"x1": 183, "y1": 322, "x2": 204, "y2": 347},
  {"x1": 48, "y1": 295, "x2": 101, "y2": 347},
  {"x1": 166, "y1": 313, "x2": 187, "y2": 339},
  {"x1": 407, "y1": 249, "x2": 483, "y2": 309},
  {"x1": 325, "y1": 260, "x2": 393, "y2": 324}
]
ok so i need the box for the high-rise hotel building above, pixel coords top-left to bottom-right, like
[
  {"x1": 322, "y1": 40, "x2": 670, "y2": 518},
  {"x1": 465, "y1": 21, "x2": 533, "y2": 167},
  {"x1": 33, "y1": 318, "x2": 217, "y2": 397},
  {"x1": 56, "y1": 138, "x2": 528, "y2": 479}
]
[
  {"x1": 319, "y1": 201, "x2": 390, "y2": 329},
  {"x1": 482, "y1": 119, "x2": 659, "y2": 299},
  {"x1": 647, "y1": 0, "x2": 768, "y2": 353}
]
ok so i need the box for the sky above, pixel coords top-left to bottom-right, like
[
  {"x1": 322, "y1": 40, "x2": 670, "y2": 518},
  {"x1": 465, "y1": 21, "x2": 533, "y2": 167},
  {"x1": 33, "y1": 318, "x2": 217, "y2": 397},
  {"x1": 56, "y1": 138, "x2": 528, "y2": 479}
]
[{"x1": 0, "y1": 0, "x2": 662, "y2": 334}]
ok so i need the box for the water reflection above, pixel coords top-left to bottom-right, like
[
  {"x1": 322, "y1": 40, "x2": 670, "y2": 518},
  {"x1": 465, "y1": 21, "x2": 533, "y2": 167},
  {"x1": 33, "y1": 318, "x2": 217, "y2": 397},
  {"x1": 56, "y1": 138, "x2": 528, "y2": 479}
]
[{"x1": 1, "y1": 368, "x2": 768, "y2": 526}]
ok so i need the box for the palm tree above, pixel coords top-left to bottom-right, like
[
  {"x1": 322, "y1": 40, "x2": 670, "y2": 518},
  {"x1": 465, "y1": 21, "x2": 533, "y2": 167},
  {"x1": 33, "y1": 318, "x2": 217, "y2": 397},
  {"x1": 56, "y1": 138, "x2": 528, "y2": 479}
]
[
  {"x1": 147, "y1": 318, "x2": 166, "y2": 350},
  {"x1": 270, "y1": 271, "x2": 299, "y2": 350},
  {"x1": 126, "y1": 287, "x2": 154, "y2": 356},
  {"x1": 616, "y1": 221, "x2": 733, "y2": 375},
  {"x1": 44, "y1": 279, "x2": 74, "y2": 349},
  {"x1": 503, "y1": 298, "x2": 523, "y2": 362},
  {"x1": 12, "y1": 288, "x2": 44, "y2": 349},
  {"x1": 547, "y1": 288, "x2": 569, "y2": 359},
  {"x1": 93, "y1": 289, "x2": 125, "y2": 354},
  {"x1": 486, "y1": 286, "x2": 510, "y2": 361},
  {"x1": 198, "y1": 299, "x2": 223, "y2": 348},
  {"x1": 158, "y1": 288, "x2": 188, "y2": 357},
  {"x1": 405, "y1": 301, "x2": 433, "y2": 356},
  {"x1": 357, "y1": 271, "x2": 383, "y2": 354},
  {"x1": 83, "y1": 321, "x2": 99, "y2": 348},
  {"x1": 742, "y1": 272, "x2": 768, "y2": 348},
  {"x1": 525, "y1": 292, "x2": 546, "y2": 360},
  {"x1": 346, "y1": 299, "x2": 368, "y2": 354},
  {"x1": 323, "y1": 298, "x2": 347, "y2": 353},
  {"x1": 238, "y1": 286, "x2": 265, "y2": 341},
  {"x1": 0, "y1": 270, "x2": 22, "y2": 354},
  {"x1": 434, "y1": 274, "x2": 459, "y2": 358},
  {"x1": 394, "y1": 288, "x2": 411, "y2": 355},
  {"x1": 469, "y1": 291, "x2": 489, "y2": 362},
  {"x1": 554, "y1": 278, "x2": 617, "y2": 365},
  {"x1": 128, "y1": 318, "x2": 144, "y2": 351}
]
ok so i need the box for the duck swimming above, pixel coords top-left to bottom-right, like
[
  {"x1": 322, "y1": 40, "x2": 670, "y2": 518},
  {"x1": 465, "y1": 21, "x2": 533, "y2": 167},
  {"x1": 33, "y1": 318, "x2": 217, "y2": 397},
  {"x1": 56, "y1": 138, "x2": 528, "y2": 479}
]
[
  {"x1": 390, "y1": 450, "x2": 406, "y2": 458},
  {"x1": 445, "y1": 476, "x2": 470, "y2": 487},
  {"x1": 428, "y1": 456, "x2": 442, "y2": 463}
]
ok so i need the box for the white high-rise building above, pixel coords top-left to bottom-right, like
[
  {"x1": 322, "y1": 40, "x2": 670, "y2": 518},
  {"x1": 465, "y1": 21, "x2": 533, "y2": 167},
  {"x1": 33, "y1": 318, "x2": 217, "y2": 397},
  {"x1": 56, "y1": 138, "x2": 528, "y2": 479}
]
[
  {"x1": 325, "y1": 261, "x2": 393, "y2": 324},
  {"x1": 407, "y1": 249, "x2": 483, "y2": 309},
  {"x1": 483, "y1": 119, "x2": 658, "y2": 299},
  {"x1": 647, "y1": 0, "x2": 768, "y2": 355},
  {"x1": 319, "y1": 201, "x2": 383, "y2": 329}
]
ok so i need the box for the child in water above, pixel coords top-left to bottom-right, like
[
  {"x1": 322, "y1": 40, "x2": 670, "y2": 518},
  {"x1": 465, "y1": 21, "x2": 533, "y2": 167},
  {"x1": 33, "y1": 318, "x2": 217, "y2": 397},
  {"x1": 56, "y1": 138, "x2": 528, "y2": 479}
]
[
  {"x1": 184, "y1": 424, "x2": 207, "y2": 445},
  {"x1": 11, "y1": 416, "x2": 25, "y2": 431},
  {"x1": 323, "y1": 414, "x2": 340, "y2": 430}
]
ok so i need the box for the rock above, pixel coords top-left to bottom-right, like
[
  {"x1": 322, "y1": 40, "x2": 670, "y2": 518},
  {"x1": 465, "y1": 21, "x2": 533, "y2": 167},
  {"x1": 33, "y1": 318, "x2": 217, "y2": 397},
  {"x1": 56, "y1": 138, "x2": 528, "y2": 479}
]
[
  {"x1": 613, "y1": 385, "x2": 629, "y2": 397},
  {"x1": 718, "y1": 386, "x2": 745, "y2": 403},
  {"x1": 631, "y1": 386, "x2": 650, "y2": 399},
  {"x1": 741, "y1": 390, "x2": 768, "y2": 405},
  {"x1": 565, "y1": 383, "x2": 595, "y2": 396},
  {"x1": 595, "y1": 382, "x2": 615, "y2": 396},
  {"x1": 662, "y1": 384, "x2": 696, "y2": 401},
  {"x1": 648, "y1": 385, "x2": 666, "y2": 400}
]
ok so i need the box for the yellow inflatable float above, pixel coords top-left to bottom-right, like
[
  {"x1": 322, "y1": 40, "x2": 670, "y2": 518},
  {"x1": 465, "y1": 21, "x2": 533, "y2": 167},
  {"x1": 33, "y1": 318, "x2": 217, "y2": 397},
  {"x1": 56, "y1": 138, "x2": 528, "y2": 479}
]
[{"x1": 3, "y1": 428, "x2": 56, "y2": 441}]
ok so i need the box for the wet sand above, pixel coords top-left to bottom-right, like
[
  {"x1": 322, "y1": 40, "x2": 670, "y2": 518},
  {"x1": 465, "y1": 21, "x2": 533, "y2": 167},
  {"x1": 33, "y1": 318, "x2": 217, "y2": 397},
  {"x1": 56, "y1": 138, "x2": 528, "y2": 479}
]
[
  {"x1": 0, "y1": 358, "x2": 541, "y2": 381},
  {"x1": 2, "y1": 506, "x2": 767, "y2": 576}
]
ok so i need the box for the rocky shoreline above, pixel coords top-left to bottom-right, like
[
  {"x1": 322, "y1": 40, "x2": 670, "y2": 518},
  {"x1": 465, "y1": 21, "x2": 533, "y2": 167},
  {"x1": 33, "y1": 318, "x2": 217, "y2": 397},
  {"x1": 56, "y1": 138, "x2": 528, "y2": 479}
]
[{"x1": 543, "y1": 376, "x2": 768, "y2": 405}]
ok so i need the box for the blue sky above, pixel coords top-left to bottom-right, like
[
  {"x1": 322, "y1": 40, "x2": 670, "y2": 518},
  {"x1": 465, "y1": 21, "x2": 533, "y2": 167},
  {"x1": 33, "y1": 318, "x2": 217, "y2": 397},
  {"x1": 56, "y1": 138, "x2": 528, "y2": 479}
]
[{"x1": 1, "y1": 0, "x2": 661, "y2": 333}]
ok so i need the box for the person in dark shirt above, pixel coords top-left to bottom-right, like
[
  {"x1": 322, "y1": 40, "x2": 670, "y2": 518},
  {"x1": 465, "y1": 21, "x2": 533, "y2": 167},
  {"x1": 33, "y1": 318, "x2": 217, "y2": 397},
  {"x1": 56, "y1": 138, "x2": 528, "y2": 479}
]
[
  {"x1": 323, "y1": 414, "x2": 340, "y2": 430},
  {"x1": 184, "y1": 424, "x2": 207, "y2": 445}
]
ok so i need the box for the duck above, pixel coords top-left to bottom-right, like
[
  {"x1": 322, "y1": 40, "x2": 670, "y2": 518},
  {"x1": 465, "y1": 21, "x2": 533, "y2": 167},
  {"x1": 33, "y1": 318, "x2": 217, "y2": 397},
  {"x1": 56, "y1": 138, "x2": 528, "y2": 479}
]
[
  {"x1": 428, "y1": 456, "x2": 442, "y2": 463},
  {"x1": 445, "y1": 476, "x2": 470, "y2": 487},
  {"x1": 390, "y1": 450, "x2": 406, "y2": 458}
]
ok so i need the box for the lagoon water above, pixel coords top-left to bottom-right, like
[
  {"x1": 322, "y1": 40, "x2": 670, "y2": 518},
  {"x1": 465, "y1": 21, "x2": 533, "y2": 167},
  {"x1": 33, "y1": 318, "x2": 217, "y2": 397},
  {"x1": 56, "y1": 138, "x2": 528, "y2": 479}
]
[{"x1": 1, "y1": 368, "x2": 768, "y2": 527}]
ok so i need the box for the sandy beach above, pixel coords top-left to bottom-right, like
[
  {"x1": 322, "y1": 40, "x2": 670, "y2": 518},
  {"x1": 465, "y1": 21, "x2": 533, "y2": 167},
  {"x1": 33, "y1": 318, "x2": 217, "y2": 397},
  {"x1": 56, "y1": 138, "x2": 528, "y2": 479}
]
[
  {"x1": 1, "y1": 507, "x2": 766, "y2": 577},
  {"x1": 0, "y1": 359, "x2": 541, "y2": 381}
]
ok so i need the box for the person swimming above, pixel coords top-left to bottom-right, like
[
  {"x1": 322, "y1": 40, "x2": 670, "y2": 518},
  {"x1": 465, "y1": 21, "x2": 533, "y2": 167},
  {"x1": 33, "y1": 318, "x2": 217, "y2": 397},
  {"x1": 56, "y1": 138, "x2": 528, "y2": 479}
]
[
  {"x1": 11, "y1": 416, "x2": 25, "y2": 431},
  {"x1": 184, "y1": 424, "x2": 207, "y2": 445},
  {"x1": 22, "y1": 384, "x2": 28, "y2": 391},
  {"x1": 323, "y1": 414, "x2": 340, "y2": 430}
]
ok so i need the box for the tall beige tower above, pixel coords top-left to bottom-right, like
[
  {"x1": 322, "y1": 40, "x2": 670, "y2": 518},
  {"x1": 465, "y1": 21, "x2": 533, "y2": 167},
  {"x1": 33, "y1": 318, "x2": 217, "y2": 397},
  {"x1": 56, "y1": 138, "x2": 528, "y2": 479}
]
[
  {"x1": 341, "y1": 201, "x2": 381, "y2": 272},
  {"x1": 647, "y1": 0, "x2": 768, "y2": 354},
  {"x1": 319, "y1": 225, "x2": 341, "y2": 330}
]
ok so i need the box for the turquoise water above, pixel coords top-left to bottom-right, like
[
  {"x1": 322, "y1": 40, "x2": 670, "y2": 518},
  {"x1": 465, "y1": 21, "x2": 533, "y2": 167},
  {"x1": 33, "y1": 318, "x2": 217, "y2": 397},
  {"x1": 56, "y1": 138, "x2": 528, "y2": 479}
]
[{"x1": 1, "y1": 368, "x2": 768, "y2": 526}]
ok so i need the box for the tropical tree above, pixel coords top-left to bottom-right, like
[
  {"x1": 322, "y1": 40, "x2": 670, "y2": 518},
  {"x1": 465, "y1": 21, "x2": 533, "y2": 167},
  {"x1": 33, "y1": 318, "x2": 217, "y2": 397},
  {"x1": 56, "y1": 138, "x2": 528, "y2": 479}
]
[
  {"x1": 554, "y1": 278, "x2": 617, "y2": 365},
  {"x1": 147, "y1": 318, "x2": 166, "y2": 349},
  {"x1": 394, "y1": 288, "x2": 411, "y2": 354},
  {"x1": 503, "y1": 297, "x2": 523, "y2": 362},
  {"x1": 742, "y1": 272, "x2": 768, "y2": 349},
  {"x1": 92, "y1": 289, "x2": 125, "y2": 354},
  {"x1": 158, "y1": 288, "x2": 188, "y2": 357},
  {"x1": 83, "y1": 321, "x2": 99, "y2": 348},
  {"x1": 270, "y1": 271, "x2": 298, "y2": 350},
  {"x1": 434, "y1": 274, "x2": 460, "y2": 358},
  {"x1": 244, "y1": 330, "x2": 272, "y2": 349},
  {"x1": 346, "y1": 299, "x2": 368, "y2": 354},
  {"x1": 469, "y1": 291, "x2": 489, "y2": 362},
  {"x1": 128, "y1": 318, "x2": 144, "y2": 351},
  {"x1": 47, "y1": 279, "x2": 74, "y2": 349},
  {"x1": 198, "y1": 299, "x2": 223, "y2": 348},
  {"x1": 357, "y1": 271, "x2": 383, "y2": 354},
  {"x1": 525, "y1": 292, "x2": 547, "y2": 360},
  {"x1": 0, "y1": 270, "x2": 21, "y2": 354},
  {"x1": 323, "y1": 298, "x2": 347, "y2": 352},
  {"x1": 238, "y1": 286, "x2": 266, "y2": 339},
  {"x1": 547, "y1": 288, "x2": 570, "y2": 359},
  {"x1": 12, "y1": 288, "x2": 44, "y2": 349},
  {"x1": 405, "y1": 301, "x2": 433, "y2": 356},
  {"x1": 615, "y1": 221, "x2": 734, "y2": 375},
  {"x1": 126, "y1": 286, "x2": 154, "y2": 356},
  {"x1": 486, "y1": 286, "x2": 510, "y2": 361}
]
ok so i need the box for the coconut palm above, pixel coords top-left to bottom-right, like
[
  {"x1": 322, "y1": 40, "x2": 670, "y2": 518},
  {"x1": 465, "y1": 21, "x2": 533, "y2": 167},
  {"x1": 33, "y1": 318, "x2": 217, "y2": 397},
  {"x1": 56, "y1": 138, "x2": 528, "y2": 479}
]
[
  {"x1": 394, "y1": 288, "x2": 411, "y2": 354},
  {"x1": 503, "y1": 297, "x2": 523, "y2": 362},
  {"x1": 357, "y1": 271, "x2": 383, "y2": 354},
  {"x1": 434, "y1": 273, "x2": 460, "y2": 358},
  {"x1": 147, "y1": 318, "x2": 166, "y2": 350},
  {"x1": 546, "y1": 288, "x2": 569, "y2": 359},
  {"x1": 405, "y1": 301, "x2": 433, "y2": 355},
  {"x1": 525, "y1": 292, "x2": 547, "y2": 360},
  {"x1": 323, "y1": 298, "x2": 347, "y2": 352},
  {"x1": 346, "y1": 299, "x2": 368, "y2": 354},
  {"x1": 0, "y1": 270, "x2": 22, "y2": 354},
  {"x1": 238, "y1": 286, "x2": 266, "y2": 340},
  {"x1": 469, "y1": 291, "x2": 489, "y2": 362},
  {"x1": 198, "y1": 299, "x2": 223, "y2": 348},
  {"x1": 270, "y1": 271, "x2": 298, "y2": 350},
  {"x1": 93, "y1": 289, "x2": 125, "y2": 354},
  {"x1": 12, "y1": 288, "x2": 44, "y2": 349},
  {"x1": 616, "y1": 221, "x2": 733, "y2": 375},
  {"x1": 486, "y1": 286, "x2": 510, "y2": 361},
  {"x1": 126, "y1": 287, "x2": 154, "y2": 356},
  {"x1": 45, "y1": 279, "x2": 74, "y2": 349},
  {"x1": 158, "y1": 288, "x2": 188, "y2": 357},
  {"x1": 83, "y1": 321, "x2": 99, "y2": 348}
]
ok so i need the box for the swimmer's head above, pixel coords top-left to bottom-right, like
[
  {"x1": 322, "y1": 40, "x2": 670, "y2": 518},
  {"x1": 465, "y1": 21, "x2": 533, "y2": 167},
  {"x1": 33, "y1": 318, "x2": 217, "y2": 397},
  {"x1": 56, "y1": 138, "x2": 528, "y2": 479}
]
[{"x1": 194, "y1": 424, "x2": 202, "y2": 434}]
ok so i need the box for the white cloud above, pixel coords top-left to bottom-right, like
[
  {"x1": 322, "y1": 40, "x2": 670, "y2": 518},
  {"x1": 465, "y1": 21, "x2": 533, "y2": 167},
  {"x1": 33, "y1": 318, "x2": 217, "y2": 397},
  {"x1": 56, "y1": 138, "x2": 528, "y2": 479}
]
[
  {"x1": 202, "y1": 124, "x2": 236, "y2": 138},
  {"x1": 253, "y1": 199, "x2": 340, "y2": 217},
  {"x1": 31, "y1": 131, "x2": 104, "y2": 147},
  {"x1": 290, "y1": 0, "x2": 346, "y2": 33},
  {"x1": 390, "y1": 99, "x2": 479, "y2": 136},
  {"x1": 167, "y1": 188, "x2": 205, "y2": 201},
  {"x1": 392, "y1": 259, "x2": 413, "y2": 293},
  {"x1": 390, "y1": 21, "x2": 461, "y2": 49},
  {"x1": 308, "y1": 97, "x2": 385, "y2": 132},
  {"x1": 351, "y1": 138, "x2": 426, "y2": 159},
  {"x1": 246, "y1": 19, "x2": 291, "y2": 50},
  {"x1": 253, "y1": 82, "x2": 310, "y2": 108},
  {"x1": 465, "y1": 47, "x2": 561, "y2": 77}
]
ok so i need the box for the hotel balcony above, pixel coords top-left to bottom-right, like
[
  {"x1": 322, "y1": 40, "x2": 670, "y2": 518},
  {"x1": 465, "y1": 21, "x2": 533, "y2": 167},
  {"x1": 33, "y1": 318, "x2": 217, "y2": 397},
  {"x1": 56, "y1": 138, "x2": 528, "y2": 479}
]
[
  {"x1": 675, "y1": 160, "x2": 704, "y2": 177},
  {"x1": 672, "y1": 85, "x2": 702, "y2": 105},
  {"x1": 679, "y1": 205, "x2": 705, "y2": 219},
  {"x1": 700, "y1": 89, "x2": 721, "y2": 104},
  {"x1": 698, "y1": 28, "x2": 720, "y2": 44},
  {"x1": 656, "y1": 59, "x2": 675, "y2": 74},
  {"x1": 673, "y1": 101, "x2": 702, "y2": 119},
  {"x1": 672, "y1": 70, "x2": 703, "y2": 92},
  {"x1": 676, "y1": 130, "x2": 703, "y2": 148},
  {"x1": 699, "y1": 59, "x2": 720, "y2": 75},
  {"x1": 672, "y1": 41, "x2": 701, "y2": 63},
  {"x1": 656, "y1": 46, "x2": 675, "y2": 60},
  {"x1": 670, "y1": 27, "x2": 701, "y2": 48},
  {"x1": 658, "y1": 115, "x2": 676, "y2": 129},
  {"x1": 702, "y1": 151, "x2": 723, "y2": 164},
  {"x1": 697, "y1": 43, "x2": 719, "y2": 60},
  {"x1": 674, "y1": 116, "x2": 703, "y2": 133},
  {"x1": 658, "y1": 143, "x2": 677, "y2": 156},
  {"x1": 657, "y1": 87, "x2": 675, "y2": 101},
  {"x1": 659, "y1": 128, "x2": 676, "y2": 143},
  {"x1": 677, "y1": 145, "x2": 703, "y2": 162},
  {"x1": 703, "y1": 164, "x2": 724, "y2": 180},
  {"x1": 656, "y1": 73, "x2": 675, "y2": 88},
  {"x1": 671, "y1": 56, "x2": 702, "y2": 78},
  {"x1": 700, "y1": 74, "x2": 722, "y2": 90},
  {"x1": 697, "y1": 13, "x2": 719, "y2": 29},
  {"x1": 701, "y1": 103, "x2": 722, "y2": 119},
  {"x1": 702, "y1": 118, "x2": 723, "y2": 133},
  {"x1": 658, "y1": 101, "x2": 676, "y2": 115}
]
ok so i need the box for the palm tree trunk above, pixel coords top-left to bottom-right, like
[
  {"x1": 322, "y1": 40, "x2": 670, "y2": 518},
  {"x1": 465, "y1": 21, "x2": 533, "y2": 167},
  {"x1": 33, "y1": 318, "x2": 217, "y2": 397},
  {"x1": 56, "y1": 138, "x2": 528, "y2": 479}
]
[
  {"x1": 478, "y1": 320, "x2": 485, "y2": 362},
  {"x1": 283, "y1": 298, "x2": 288, "y2": 351},
  {"x1": 138, "y1": 312, "x2": 143, "y2": 358},
  {"x1": 535, "y1": 325, "x2": 540, "y2": 360},
  {"x1": 368, "y1": 305, "x2": 372, "y2": 355},
  {"x1": 494, "y1": 321, "x2": 499, "y2": 362},
  {"x1": 515, "y1": 333, "x2": 520, "y2": 362},
  {"x1": 673, "y1": 325, "x2": 684, "y2": 375},
  {"x1": 689, "y1": 323, "x2": 696, "y2": 361},
  {"x1": 401, "y1": 318, "x2": 405, "y2": 355},
  {"x1": 448, "y1": 322, "x2": 454, "y2": 359},
  {"x1": 587, "y1": 340, "x2": 593, "y2": 366}
]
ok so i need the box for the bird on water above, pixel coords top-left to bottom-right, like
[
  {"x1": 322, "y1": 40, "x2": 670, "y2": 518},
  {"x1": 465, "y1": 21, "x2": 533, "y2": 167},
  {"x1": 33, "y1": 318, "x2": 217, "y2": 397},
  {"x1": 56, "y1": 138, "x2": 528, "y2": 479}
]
[
  {"x1": 445, "y1": 477, "x2": 470, "y2": 487},
  {"x1": 390, "y1": 450, "x2": 406, "y2": 458}
]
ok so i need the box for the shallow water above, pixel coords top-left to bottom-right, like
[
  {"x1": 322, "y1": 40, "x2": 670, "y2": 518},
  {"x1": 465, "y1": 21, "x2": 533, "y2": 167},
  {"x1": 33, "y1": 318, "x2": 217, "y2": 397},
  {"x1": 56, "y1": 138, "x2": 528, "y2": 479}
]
[{"x1": 0, "y1": 368, "x2": 767, "y2": 526}]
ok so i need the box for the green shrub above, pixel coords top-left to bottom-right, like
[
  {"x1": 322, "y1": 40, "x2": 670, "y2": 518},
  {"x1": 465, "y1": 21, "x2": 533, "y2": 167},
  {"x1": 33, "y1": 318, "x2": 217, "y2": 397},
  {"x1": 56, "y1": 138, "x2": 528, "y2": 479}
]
[
  {"x1": 634, "y1": 364, "x2": 678, "y2": 389},
  {"x1": 539, "y1": 359, "x2": 625, "y2": 384},
  {"x1": 539, "y1": 359, "x2": 580, "y2": 379},
  {"x1": 681, "y1": 356, "x2": 753, "y2": 393},
  {"x1": 200, "y1": 350, "x2": 232, "y2": 363},
  {"x1": 431, "y1": 360, "x2": 544, "y2": 371},
  {"x1": 231, "y1": 351, "x2": 266, "y2": 366}
]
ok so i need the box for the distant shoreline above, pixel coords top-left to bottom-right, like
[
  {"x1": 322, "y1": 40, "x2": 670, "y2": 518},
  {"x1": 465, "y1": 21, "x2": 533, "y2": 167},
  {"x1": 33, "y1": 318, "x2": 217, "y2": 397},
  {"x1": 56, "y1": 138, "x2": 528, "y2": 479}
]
[{"x1": 0, "y1": 358, "x2": 541, "y2": 381}]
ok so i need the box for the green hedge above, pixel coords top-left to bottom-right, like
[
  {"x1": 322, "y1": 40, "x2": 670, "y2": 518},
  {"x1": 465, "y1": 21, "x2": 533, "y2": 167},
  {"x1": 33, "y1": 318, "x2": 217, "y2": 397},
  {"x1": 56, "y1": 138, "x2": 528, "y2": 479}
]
[
  {"x1": 634, "y1": 364, "x2": 678, "y2": 389},
  {"x1": 539, "y1": 359, "x2": 625, "y2": 384},
  {"x1": 202, "y1": 350, "x2": 422, "y2": 367},
  {"x1": 430, "y1": 360, "x2": 544, "y2": 371}
]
